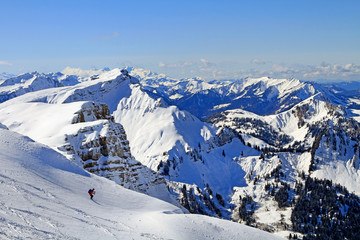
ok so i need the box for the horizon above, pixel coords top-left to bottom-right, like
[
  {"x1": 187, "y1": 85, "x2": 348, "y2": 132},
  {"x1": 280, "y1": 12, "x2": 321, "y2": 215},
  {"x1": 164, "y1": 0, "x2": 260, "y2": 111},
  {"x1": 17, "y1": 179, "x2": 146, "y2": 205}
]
[
  {"x1": 1, "y1": 0, "x2": 359, "y2": 81},
  {"x1": 2, "y1": 65, "x2": 360, "y2": 83}
]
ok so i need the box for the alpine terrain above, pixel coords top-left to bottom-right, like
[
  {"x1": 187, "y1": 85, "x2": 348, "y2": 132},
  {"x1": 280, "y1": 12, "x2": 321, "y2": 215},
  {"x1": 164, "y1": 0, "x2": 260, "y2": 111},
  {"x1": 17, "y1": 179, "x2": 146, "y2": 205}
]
[{"x1": 0, "y1": 67, "x2": 359, "y2": 239}]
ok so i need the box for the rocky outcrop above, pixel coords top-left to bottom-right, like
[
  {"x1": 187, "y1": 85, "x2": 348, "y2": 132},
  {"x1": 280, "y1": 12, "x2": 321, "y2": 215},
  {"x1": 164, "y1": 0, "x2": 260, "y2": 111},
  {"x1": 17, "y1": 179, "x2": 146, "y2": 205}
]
[
  {"x1": 60, "y1": 102, "x2": 169, "y2": 197},
  {"x1": 72, "y1": 102, "x2": 112, "y2": 123}
]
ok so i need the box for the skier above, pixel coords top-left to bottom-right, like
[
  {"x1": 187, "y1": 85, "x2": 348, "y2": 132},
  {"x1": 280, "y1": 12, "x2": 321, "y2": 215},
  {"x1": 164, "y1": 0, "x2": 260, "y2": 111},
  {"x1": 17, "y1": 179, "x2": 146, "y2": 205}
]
[{"x1": 88, "y1": 188, "x2": 95, "y2": 200}]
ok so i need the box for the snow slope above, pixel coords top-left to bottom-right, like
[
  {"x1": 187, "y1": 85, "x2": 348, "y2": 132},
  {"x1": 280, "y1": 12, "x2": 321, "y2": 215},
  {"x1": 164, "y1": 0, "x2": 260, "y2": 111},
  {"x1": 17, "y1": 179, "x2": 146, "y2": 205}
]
[
  {"x1": 0, "y1": 99, "x2": 174, "y2": 203},
  {"x1": 0, "y1": 127, "x2": 282, "y2": 240},
  {"x1": 112, "y1": 83, "x2": 261, "y2": 203}
]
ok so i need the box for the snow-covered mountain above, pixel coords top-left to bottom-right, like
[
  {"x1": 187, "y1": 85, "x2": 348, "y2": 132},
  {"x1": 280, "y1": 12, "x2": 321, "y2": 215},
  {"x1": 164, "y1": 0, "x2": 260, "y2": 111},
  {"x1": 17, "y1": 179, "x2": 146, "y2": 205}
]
[
  {"x1": 0, "y1": 69, "x2": 252, "y2": 218},
  {"x1": 0, "y1": 68, "x2": 113, "y2": 104},
  {"x1": 0, "y1": 72, "x2": 63, "y2": 103},
  {"x1": 126, "y1": 67, "x2": 317, "y2": 120},
  {"x1": 0, "y1": 126, "x2": 282, "y2": 240},
  {"x1": 207, "y1": 94, "x2": 360, "y2": 238},
  {"x1": 1, "y1": 67, "x2": 360, "y2": 239},
  {"x1": 0, "y1": 70, "x2": 174, "y2": 203},
  {"x1": 126, "y1": 67, "x2": 360, "y2": 123},
  {"x1": 0, "y1": 72, "x2": 15, "y2": 81}
]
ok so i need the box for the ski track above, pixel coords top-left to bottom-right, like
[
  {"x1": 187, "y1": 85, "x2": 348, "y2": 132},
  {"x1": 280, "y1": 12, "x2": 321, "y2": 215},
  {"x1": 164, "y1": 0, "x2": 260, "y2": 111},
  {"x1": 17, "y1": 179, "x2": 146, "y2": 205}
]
[
  {"x1": 0, "y1": 168, "x2": 167, "y2": 240},
  {"x1": 0, "y1": 171, "x2": 130, "y2": 239}
]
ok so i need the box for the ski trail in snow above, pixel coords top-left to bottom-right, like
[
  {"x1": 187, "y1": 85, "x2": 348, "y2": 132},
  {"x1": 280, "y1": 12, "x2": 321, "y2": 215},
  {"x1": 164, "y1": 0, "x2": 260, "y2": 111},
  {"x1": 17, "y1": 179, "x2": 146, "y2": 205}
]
[
  {"x1": 0, "y1": 128, "x2": 283, "y2": 240},
  {"x1": 0, "y1": 171, "x2": 133, "y2": 239}
]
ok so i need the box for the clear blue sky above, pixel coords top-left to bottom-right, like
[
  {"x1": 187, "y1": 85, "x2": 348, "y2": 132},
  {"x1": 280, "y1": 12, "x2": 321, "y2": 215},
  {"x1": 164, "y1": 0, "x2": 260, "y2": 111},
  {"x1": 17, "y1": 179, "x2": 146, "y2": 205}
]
[{"x1": 1, "y1": 0, "x2": 359, "y2": 81}]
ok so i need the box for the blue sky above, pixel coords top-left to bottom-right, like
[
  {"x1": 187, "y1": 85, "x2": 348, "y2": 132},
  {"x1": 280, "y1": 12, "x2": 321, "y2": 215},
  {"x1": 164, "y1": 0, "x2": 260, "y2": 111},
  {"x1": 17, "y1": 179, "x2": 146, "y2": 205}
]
[{"x1": 1, "y1": 0, "x2": 359, "y2": 81}]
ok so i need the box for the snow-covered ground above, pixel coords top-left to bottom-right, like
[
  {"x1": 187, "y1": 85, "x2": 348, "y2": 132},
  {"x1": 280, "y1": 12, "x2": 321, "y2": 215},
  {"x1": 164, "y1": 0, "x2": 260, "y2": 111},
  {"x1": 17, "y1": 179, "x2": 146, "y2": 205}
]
[{"x1": 0, "y1": 127, "x2": 282, "y2": 239}]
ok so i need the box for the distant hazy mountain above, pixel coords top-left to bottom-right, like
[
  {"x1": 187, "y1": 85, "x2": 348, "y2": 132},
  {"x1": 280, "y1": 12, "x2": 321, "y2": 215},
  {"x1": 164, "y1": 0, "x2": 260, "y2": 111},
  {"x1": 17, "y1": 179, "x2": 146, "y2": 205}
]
[{"x1": 0, "y1": 72, "x2": 15, "y2": 81}]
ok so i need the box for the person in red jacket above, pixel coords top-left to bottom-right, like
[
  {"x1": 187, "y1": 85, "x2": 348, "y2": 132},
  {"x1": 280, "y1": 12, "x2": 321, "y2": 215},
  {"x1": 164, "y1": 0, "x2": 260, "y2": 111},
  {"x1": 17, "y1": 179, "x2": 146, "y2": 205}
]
[{"x1": 88, "y1": 188, "x2": 95, "y2": 200}]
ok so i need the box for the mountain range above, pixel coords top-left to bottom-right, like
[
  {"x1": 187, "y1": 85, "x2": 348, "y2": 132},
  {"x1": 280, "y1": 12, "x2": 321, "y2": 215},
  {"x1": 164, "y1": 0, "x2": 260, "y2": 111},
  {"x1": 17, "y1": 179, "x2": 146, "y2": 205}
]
[{"x1": 0, "y1": 67, "x2": 359, "y2": 239}]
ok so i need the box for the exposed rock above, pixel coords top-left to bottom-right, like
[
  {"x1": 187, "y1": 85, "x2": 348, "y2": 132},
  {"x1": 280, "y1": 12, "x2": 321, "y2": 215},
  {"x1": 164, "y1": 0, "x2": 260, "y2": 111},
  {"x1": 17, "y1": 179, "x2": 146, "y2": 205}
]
[{"x1": 60, "y1": 102, "x2": 169, "y2": 198}]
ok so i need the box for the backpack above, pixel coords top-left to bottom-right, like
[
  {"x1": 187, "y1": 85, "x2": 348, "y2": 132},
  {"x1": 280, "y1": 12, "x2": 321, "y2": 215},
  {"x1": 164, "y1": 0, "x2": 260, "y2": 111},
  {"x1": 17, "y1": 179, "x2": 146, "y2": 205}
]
[{"x1": 88, "y1": 189, "x2": 92, "y2": 194}]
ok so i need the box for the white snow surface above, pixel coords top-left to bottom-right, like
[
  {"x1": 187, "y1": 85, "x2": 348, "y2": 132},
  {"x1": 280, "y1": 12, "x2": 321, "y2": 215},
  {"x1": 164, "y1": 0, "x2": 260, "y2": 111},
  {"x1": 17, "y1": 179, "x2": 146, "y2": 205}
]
[
  {"x1": 0, "y1": 128, "x2": 282, "y2": 240},
  {"x1": 0, "y1": 101, "x2": 86, "y2": 147}
]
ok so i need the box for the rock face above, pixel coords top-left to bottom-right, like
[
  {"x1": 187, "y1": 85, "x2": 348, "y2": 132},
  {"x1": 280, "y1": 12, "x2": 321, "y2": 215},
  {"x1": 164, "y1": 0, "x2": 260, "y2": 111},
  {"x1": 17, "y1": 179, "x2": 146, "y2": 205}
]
[{"x1": 59, "y1": 102, "x2": 169, "y2": 199}]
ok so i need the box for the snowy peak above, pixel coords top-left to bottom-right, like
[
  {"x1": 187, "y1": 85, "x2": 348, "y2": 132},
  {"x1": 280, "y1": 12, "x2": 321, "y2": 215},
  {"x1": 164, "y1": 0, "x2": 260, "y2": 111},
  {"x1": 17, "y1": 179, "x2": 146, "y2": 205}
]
[
  {"x1": 0, "y1": 68, "x2": 139, "y2": 112},
  {"x1": 0, "y1": 72, "x2": 62, "y2": 103},
  {"x1": 208, "y1": 96, "x2": 346, "y2": 150}
]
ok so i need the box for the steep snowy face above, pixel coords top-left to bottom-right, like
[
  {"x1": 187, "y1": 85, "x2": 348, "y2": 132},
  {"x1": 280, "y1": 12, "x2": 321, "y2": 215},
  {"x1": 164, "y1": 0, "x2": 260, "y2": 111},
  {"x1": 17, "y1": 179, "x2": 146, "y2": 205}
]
[
  {"x1": 113, "y1": 84, "x2": 212, "y2": 169},
  {"x1": 112, "y1": 82, "x2": 261, "y2": 219},
  {"x1": 45, "y1": 68, "x2": 139, "y2": 112},
  {"x1": 0, "y1": 72, "x2": 63, "y2": 103}
]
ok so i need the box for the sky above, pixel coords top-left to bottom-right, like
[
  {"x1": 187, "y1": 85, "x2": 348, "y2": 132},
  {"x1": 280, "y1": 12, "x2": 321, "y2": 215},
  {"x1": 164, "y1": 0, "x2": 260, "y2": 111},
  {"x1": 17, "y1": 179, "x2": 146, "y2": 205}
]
[{"x1": 0, "y1": 0, "x2": 359, "y2": 81}]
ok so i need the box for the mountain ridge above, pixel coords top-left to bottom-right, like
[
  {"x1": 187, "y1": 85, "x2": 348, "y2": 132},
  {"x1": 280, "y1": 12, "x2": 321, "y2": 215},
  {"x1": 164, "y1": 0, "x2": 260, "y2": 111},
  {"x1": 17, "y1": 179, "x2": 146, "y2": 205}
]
[{"x1": 0, "y1": 67, "x2": 360, "y2": 239}]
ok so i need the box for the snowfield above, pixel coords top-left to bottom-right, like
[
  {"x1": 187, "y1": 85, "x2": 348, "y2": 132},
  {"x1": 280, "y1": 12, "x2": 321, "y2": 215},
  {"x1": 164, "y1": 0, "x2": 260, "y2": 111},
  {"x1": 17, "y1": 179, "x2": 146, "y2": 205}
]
[{"x1": 0, "y1": 127, "x2": 282, "y2": 240}]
